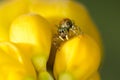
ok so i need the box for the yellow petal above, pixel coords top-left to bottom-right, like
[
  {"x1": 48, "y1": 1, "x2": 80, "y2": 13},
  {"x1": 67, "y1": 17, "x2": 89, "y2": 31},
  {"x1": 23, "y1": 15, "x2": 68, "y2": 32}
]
[
  {"x1": 9, "y1": 14, "x2": 52, "y2": 58},
  {"x1": 54, "y1": 34, "x2": 101, "y2": 80},
  {"x1": 0, "y1": 42, "x2": 36, "y2": 80},
  {"x1": 88, "y1": 72, "x2": 101, "y2": 80},
  {"x1": 0, "y1": 0, "x2": 28, "y2": 41}
]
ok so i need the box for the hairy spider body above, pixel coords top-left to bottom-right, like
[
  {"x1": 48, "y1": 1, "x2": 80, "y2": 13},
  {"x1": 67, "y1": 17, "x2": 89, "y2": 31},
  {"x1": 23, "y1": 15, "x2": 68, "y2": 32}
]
[{"x1": 52, "y1": 18, "x2": 81, "y2": 47}]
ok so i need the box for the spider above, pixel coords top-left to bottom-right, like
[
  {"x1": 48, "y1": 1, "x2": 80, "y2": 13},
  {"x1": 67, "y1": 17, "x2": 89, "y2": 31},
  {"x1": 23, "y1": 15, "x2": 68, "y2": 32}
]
[
  {"x1": 57, "y1": 18, "x2": 81, "y2": 41},
  {"x1": 52, "y1": 18, "x2": 81, "y2": 47}
]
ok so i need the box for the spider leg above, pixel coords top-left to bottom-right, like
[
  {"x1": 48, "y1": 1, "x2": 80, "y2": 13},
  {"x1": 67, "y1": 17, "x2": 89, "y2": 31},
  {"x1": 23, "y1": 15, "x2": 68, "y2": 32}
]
[
  {"x1": 71, "y1": 25, "x2": 81, "y2": 35},
  {"x1": 66, "y1": 35, "x2": 69, "y2": 40},
  {"x1": 59, "y1": 36, "x2": 64, "y2": 41}
]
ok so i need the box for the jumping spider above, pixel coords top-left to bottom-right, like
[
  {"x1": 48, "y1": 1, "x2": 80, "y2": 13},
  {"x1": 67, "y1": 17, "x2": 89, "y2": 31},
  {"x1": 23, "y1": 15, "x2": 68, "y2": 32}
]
[{"x1": 52, "y1": 18, "x2": 81, "y2": 47}]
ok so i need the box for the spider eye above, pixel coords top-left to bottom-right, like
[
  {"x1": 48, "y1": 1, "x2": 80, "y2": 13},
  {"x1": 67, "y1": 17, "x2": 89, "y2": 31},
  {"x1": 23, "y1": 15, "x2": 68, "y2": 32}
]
[
  {"x1": 66, "y1": 21, "x2": 72, "y2": 26},
  {"x1": 58, "y1": 28, "x2": 64, "y2": 33},
  {"x1": 63, "y1": 19, "x2": 72, "y2": 28}
]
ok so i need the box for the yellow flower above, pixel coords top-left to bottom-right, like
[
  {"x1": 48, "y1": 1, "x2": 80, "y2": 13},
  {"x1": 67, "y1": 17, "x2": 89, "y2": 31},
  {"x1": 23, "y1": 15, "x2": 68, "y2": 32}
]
[
  {"x1": 9, "y1": 14, "x2": 53, "y2": 79},
  {"x1": 0, "y1": 0, "x2": 28, "y2": 41},
  {"x1": 53, "y1": 34, "x2": 101, "y2": 80},
  {"x1": 0, "y1": 0, "x2": 102, "y2": 80},
  {"x1": 0, "y1": 42, "x2": 36, "y2": 80}
]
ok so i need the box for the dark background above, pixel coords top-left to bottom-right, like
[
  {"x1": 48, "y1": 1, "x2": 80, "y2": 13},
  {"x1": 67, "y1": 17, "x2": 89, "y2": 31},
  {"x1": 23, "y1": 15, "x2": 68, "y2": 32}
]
[{"x1": 77, "y1": 0, "x2": 120, "y2": 80}]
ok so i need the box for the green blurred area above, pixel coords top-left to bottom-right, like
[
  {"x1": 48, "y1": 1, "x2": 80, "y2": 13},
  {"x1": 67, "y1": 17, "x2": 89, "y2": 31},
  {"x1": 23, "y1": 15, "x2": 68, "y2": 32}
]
[{"x1": 77, "y1": 0, "x2": 120, "y2": 80}]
